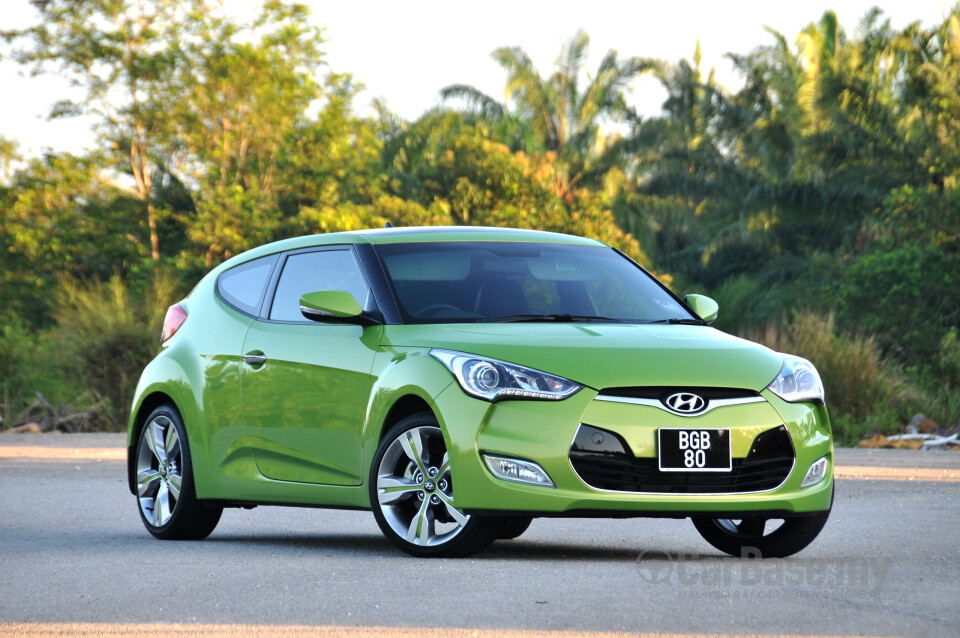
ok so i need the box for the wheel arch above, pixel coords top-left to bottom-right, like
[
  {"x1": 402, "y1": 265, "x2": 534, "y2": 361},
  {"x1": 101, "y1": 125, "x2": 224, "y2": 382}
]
[
  {"x1": 379, "y1": 394, "x2": 435, "y2": 442},
  {"x1": 126, "y1": 352, "x2": 205, "y2": 497},
  {"x1": 361, "y1": 350, "x2": 457, "y2": 483}
]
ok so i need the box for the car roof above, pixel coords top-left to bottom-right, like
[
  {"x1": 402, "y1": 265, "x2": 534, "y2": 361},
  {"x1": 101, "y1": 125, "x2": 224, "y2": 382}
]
[
  {"x1": 353, "y1": 226, "x2": 605, "y2": 246},
  {"x1": 213, "y1": 226, "x2": 608, "y2": 274}
]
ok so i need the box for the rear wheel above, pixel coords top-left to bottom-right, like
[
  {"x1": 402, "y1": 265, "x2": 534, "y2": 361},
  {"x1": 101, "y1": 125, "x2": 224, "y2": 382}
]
[
  {"x1": 691, "y1": 509, "x2": 830, "y2": 558},
  {"x1": 135, "y1": 405, "x2": 222, "y2": 540},
  {"x1": 370, "y1": 413, "x2": 497, "y2": 557}
]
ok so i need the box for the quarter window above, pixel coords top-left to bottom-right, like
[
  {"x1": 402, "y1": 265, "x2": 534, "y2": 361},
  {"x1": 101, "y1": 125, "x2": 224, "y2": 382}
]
[
  {"x1": 216, "y1": 255, "x2": 278, "y2": 316},
  {"x1": 269, "y1": 249, "x2": 370, "y2": 322}
]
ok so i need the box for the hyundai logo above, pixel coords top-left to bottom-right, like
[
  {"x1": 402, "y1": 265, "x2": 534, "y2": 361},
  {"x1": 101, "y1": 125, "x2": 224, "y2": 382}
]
[{"x1": 664, "y1": 392, "x2": 706, "y2": 414}]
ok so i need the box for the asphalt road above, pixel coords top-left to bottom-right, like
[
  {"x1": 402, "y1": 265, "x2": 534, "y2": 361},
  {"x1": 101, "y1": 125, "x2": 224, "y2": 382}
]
[{"x1": 1, "y1": 434, "x2": 959, "y2": 637}]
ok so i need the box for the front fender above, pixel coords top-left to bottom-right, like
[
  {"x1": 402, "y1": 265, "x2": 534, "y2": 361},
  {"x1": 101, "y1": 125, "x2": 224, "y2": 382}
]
[{"x1": 361, "y1": 348, "x2": 456, "y2": 484}]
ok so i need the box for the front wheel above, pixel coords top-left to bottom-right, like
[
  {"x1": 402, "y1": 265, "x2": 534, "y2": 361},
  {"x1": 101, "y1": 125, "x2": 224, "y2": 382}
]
[
  {"x1": 691, "y1": 509, "x2": 830, "y2": 558},
  {"x1": 369, "y1": 413, "x2": 497, "y2": 557}
]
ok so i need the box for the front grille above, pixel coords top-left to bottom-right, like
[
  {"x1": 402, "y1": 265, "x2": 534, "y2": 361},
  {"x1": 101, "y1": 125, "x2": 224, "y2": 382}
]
[
  {"x1": 570, "y1": 424, "x2": 794, "y2": 494},
  {"x1": 600, "y1": 386, "x2": 759, "y2": 403}
]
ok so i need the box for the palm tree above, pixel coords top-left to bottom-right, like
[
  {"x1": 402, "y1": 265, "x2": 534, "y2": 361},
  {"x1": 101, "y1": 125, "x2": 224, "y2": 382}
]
[
  {"x1": 440, "y1": 30, "x2": 653, "y2": 202},
  {"x1": 894, "y1": 8, "x2": 960, "y2": 190}
]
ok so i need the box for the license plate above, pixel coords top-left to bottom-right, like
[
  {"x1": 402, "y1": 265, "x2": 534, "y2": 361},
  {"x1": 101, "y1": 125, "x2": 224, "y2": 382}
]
[{"x1": 658, "y1": 428, "x2": 732, "y2": 472}]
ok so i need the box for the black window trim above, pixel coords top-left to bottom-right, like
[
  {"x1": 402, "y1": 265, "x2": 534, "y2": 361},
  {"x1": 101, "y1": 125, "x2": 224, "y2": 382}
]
[
  {"x1": 355, "y1": 243, "x2": 403, "y2": 324},
  {"x1": 258, "y1": 244, "x2": 383, "y2": 325},
  {"x1": 214, "y1": 253, "x2": 281, "y2": 319}
]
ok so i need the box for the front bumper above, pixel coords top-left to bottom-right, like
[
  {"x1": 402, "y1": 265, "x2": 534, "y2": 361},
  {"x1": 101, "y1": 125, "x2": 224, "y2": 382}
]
[{"x1": 436, "y1": 385, "x2": 834, "y2": 516}]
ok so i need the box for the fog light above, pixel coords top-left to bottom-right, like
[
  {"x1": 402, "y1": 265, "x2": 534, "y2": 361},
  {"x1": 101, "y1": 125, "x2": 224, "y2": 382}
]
[
  {"x1": 800, "y1": 456, "x2": 829, "y2": 488},
  {"x1": 483, "y1": 455, "x2": 554, "y2": 487}
]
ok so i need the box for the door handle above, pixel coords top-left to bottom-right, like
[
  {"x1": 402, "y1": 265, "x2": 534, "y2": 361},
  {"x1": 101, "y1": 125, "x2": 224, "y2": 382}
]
[{"x1": 243, "y1": 354, "x2": 267, "y2": 366}]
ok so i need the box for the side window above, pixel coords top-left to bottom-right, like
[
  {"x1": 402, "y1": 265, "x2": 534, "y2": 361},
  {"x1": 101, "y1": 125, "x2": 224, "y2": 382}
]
[
  {"x1": 217, "y1": 255, "x2": 278, "y2": 316},
  {"x1": 269, "y1": 249, "x2": 370, "y2": 322}
]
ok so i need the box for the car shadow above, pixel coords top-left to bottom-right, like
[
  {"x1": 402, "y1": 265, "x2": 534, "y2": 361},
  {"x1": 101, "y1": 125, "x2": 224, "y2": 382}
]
[
  {"x1": 480, "y1": 540, "x2": 642, "y2": 562},
  {"x1": 205, "y1": 533, "x2": 647, "y2": 562},
  {"x1": 205, "y1": 532, "x2": 393, "y2": 555}
]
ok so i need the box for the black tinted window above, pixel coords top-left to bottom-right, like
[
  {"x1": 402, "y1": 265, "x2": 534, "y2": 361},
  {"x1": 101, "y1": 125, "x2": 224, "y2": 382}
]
[
  {"x1": 269, "y1": 249, "x2": 370, "y2": 322},
  {"x1": 217, "y1": 255, "x2": 278, "y2": 315},
  {"x1": 376, "y1": 242, "x2": 691, "y2": 324}
]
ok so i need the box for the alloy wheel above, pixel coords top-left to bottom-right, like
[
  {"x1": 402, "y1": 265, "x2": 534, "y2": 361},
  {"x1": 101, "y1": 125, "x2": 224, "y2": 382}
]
[
  {"x1": 375, "y1": 425, "x2": 469, "y2": 547},
  {"x1": 136, "y1": 414, "x2": 183, "y2": 528}
]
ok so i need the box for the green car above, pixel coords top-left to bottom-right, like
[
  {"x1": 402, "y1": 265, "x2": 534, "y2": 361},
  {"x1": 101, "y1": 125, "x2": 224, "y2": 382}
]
[{"x1": 128, "y1": 227, "x2": 833, "y2": 557}]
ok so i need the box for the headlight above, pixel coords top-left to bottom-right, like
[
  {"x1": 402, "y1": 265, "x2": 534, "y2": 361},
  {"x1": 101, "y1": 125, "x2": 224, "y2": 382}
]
[
  {"x1": 767, "y1": 355, "x2": 825, "y2": 404},
  {"x1": 430, "y1": 349, "x2": 582, "y2": 402}
]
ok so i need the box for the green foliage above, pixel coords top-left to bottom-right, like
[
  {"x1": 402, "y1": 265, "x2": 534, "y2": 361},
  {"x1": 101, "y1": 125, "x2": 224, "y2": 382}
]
[
  {"x1": 2, "y1": 3, "x2": 959, "y2": 435},
  {"x1": 829, "y1": 411, "x2": 904, "y2": 447},
  {"x1": 441, "y1": 30, "x2": 654, "y2": 202},
  {"x1": 55, "y1": 271, "x2": 181, "y2": 427},
  {"x1": 937, "y1": 329, "x2": 960, "y2": 387},
  {"x1": 915, "y1": 329, "x2": 960, "y2": 430},
  {"x1": 838, "y1": 243, "x2": 958, "y2": 366},
  {"x1": 835, "y1": 185, "x2": 960, "y2": 367},
  {"x1": 0, "y1": 153, "x2": 147, "y2": 322},
  {"x1": 0, "y1": 136, "x2": 21, "y2": 181},
  {"x1": 380, "y1": 111, "x2": 646, "y2": 264},
  {"x1": 0, "y1": 320, "x2": 83, "y2": 424},
  {"x1": 1, "y1": 272, "x2": 181, "y2": 430}
]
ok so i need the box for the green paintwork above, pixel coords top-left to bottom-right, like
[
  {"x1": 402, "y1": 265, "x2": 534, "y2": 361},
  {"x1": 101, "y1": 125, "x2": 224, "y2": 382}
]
[
  {"x1": 128, "y1": 227, "x2": 833, "y2": 518},
  {"x1": 381, "y1": 323, "x2": 783, "y2": 391},
  {"x1": 684, "y1": 293, "x2": 719, "y2": 324},
  {"x1": 241, "y1": 321, "x2": 383, "y2": 485},
  {"x1": 300, "y1": 290, "x2": 364, "y2": 319}
]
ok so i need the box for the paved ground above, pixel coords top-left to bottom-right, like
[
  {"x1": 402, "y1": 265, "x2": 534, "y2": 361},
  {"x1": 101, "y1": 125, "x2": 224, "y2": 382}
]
[{"x1": 1, "y1": 433, "x2": 958, "y2": 637}]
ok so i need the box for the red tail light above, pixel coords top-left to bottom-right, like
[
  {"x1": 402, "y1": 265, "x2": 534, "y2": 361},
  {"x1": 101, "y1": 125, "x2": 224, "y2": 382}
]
[{"x1": 161, "y1": 303, "x2": 187, "y2": 344}]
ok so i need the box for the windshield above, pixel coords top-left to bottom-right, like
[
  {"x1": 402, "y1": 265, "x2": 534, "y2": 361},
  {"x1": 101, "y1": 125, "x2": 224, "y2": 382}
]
[{"x1": 374, "y1": 241, "x2": 697, "y2": 325}]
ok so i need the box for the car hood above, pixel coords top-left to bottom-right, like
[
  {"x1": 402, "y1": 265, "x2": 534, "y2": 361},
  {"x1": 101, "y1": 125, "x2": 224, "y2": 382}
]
[{"x1": 382, "y1": 323, "x2": 784, "y2": 391}]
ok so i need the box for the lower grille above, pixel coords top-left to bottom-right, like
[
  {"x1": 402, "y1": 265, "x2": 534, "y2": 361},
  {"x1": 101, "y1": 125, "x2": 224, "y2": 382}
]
[{"x1": 570, "y1": 425, "x2": 794, "y2": 494}]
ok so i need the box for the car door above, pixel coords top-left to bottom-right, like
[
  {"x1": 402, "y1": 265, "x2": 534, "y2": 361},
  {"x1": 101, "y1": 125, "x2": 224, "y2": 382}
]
[{"x1": 241, "y1": 246, "x2": 383, "y2": 485}]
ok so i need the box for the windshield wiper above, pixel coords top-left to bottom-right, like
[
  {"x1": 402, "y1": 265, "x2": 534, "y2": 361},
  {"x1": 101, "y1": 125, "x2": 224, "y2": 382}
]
[
  {"x1": 488, "y1": 313, "x2": 626, "y2": 323},
  {"x1": 646, "y1": 317, "x2": 705, "y2": 325}
]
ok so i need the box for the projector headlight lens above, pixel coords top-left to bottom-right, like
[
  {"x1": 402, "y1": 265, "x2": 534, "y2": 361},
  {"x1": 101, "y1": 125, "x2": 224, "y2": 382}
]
[
  {"x1": 767, "y1": 355, "x2": 825, "y2": 404},
  {"x1": 430, "y1": 349, "x2": 582, "y2": 402}
]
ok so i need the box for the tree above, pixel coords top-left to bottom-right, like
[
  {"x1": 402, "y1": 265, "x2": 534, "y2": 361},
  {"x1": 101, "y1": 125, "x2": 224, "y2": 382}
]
[
  {"x1": 0, "y1": 136, "x2": 21, "y2": 182},
  {"x1": 0, "y1": 152, "x2": 145, "y2": 322},
  {"x1": 894, "y1": 10, "x2": 960, "y2": 189},
  {"x1": 2, "y1": 0, "x2": 191, "y2": 259},
  {"x1": 161, "y1": 0, "x2": 331, "y2": 265},
  {"x1": 380, "y1": 109, "x2": 645, "y2": 262},
  {"x1": 441, "y1": 30, "x2": 653, "y2": 202}
]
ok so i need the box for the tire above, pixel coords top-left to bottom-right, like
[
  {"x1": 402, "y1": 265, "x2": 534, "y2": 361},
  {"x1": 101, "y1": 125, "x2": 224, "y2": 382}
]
[
  {"x1": 134, "y1": 404, "x2": 222, "y2": 540},
  {"x1": 494, "y1": 517, "x2": 533, "y2": 540},
  {"x1": 369, "y1": 412, "x2": 498, "y2": 557},
  {"x1": 691, "y1": 509, "x2": 831, "y2": 558}
]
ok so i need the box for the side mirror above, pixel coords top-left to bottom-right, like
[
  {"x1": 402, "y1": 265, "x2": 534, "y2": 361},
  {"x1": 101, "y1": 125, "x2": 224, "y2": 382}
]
[
  {"x1": 299, "y1": 290, "x2": 378, "y2": 325},
  {"x1": 683, "y1": 294, "x2": 719, "y2": 324}
]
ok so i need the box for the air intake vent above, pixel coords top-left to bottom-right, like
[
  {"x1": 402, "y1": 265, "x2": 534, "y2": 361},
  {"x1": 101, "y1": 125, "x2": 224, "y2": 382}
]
[{"x1": 570, "y1": 425, "x2": 794, "y2": 494}]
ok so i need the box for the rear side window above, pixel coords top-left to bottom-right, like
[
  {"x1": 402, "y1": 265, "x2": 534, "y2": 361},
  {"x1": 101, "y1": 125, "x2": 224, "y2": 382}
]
[
  {"x1": 216, "y1": 255, "x2": 279, "y2": 316},
  {"x1": 268, "y1": 249, "x2": 370, "y2": 322}
]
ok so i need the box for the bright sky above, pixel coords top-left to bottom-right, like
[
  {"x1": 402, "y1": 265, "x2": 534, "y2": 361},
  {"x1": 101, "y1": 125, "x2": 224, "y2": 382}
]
[{"x1": 1, "y1": 0, "x2": 953, "y2": 159}]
